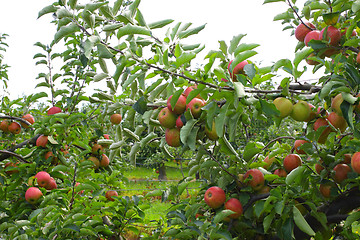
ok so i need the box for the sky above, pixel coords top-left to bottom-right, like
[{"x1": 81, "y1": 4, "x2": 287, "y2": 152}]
[{"x1": 0, "y1": 0, "x2": 301, "y2": 100}]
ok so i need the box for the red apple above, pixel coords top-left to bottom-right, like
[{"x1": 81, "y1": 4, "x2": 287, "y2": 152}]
[
  {"x1": 88, "y1": 156, "x2": 100, "y2": 169},
  {"x1": 21, "y1": 114, "x2": 35, "y2": 128},
  {"x1": 91, "y1": 143, "x2": 103, "y2": 154},
  {"x1": 304, "y1": 103, "x2": 317, "y2": 122},
  {"x1": 224, "y1": 198, "x2": 243, "y2": 219},
  {"x1": 25, "y1": 187, "x2": 43, "y2": 204},
  {"x1": 205, "y1": 121, "x2": 218, "y2": 141},
  {"x1": 0, "y1": 120, "x2": 9, "y2": 132},
  {"x1": 315, "y1": 162, "x2": 325, "y2": 174},
  {"x1": 104, "y1": 134, "x2": 110, "y2": 139},
  {"x1": 319, "y1": 184, "x2": 332, "y2": 198},
  {"x1": 294, "y1": 140, "x2": 310, "y2": 155},
  {"x1": 105, "y1": 190, "x2": 118, "y2": 201},
  {"x1": 186, "y1": 98, "x2": 205, "y2": 118},
  {"x1": 8, "y1": 122, "x2": 21, "y2": 134},
  {"x1": 274, "y1": 168, "x2": 287, "y2": 177},
  {"x1": 304, "y1": 30, "x2": 321, "y2": 46},
  {"x1": 283, "y1": 154, "x2": 302, "y2": 173},
  {"x1": 36, "y1": 135, "x2": 48, "y2": 147},
  {"x1": 327, "y1": 112, "x2": 347, "y2": 132},
  {"x1": 47, "y1": 106, "x2": 61, "y2": 115},
  {"x1": 244, "y1": 169, "x2": 265, "y2": 190},
  {"x1": 295, "y1": 22, "x2": 316, "y2": 42},
  {"x1": 167, "y1": 95, "x2": 187, "y2": 115},
  {"x1": 313, "y1": 118, "x2": 331, "y2": 144},
  {"x1": 228, "y1": 60, "x2": 249, "y2": 81},
  {"x1": 176, "y1": 115, "x2": 185, "y2": 128},
  {"x1": 35, "y1": 171, "x2": 51, "y2": 188},
  {"x1": 204, "y1": 186, "x2": 226, "y2": 209},
  {"x1": 110, "y1": 113, "x2": 122, "y2": 125},
  {"x1": 306, "y1": 53, "x2": 321, "y2": 66},
  {"x1": 320, "y1": 26, "x2": 341, "y2": 46},
  {"x1": 273, "y1": 97, "x2": 293, "y2": 118},
  {"x1": 357, "y1": 52, "x2": 360, "y2": 65},
  {"x1": 45, "y1": 177, "x2": 57, "y2": 190},
  {"x1": 333, "y1": 164, "x2": 351, "y2": 183},
  {"x1": 100, "y1": 154, "x2": 110, "y2": 167},
  {"x1": 158, "y1": 107, "x2": 177, "y2": 128},
  {"x1": 4, "y1": 161, "x2": 19, "y2": 175},
  {"x1": 290, "y1": 100, "x2": 311, "y2": 122},
  {"x1": 183, "y1": 85, "x2": 200, "y2": 99},
  {"x1": 351, "y1": 152, "x2": 360, "y2": 174},
  {"x1": 263, "y1": 155, "x2": 276, "y2": 169},
  {"x1": 165, "y1": 128, "x2": 181, "y2": 147},
  {"x1": 343, "y1": 154, "x2": 352, "y2": 164}
]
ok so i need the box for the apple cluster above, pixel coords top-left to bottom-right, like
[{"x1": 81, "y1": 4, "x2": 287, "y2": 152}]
[
  {"x1": 158, "y1": 85, "x2": 210, "y2": 147},
  {"x1": 25, "y1": 170, "x2": 58, "y2": 204},
  {"x1": 0, "y1": 113, "x2": 35, "y2": 135}
]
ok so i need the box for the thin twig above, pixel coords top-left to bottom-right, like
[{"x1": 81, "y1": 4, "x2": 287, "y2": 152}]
[
  {"x1": 286, "y1": 0, "x2": 315, "y2": 31},
  {"x1": 0, "y1": 150, "x2": 29, "y2": 163}
]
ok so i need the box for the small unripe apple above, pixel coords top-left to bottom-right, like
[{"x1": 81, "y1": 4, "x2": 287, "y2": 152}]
[
  {"x1": 47, "y1": 106, "x2": 61, "y2": 115},
  {"x1": 224, "y1": 198, "x2": 243, "y2": 219},
  {"x1": 304, "y1": 30, "x2": 321, "y2": 46},
  {"x1": 36, "y1": 135, "x2": 48, "y2": 147},
  {"x1": 158, "y1": 107, "x2": 177, "y2": 128},
  {"x1": 333, "y1": 164, "x2": 351, "y2": 183},
  {"x1": 204, "y1": 186, "x2": 226, "y2": 209},
  {"x1": 110, "y1": 113, "x2": 122, "y2": 125},
  {"x1": 25, "y1": 187, "x2": 43, "y2": 204},
  {"x1": 165, "y1": 128, "x2": 181, "y2": 147},
  {"x1": 351, "y1": 152, "x2": 360, "y2": 174},
  {"x1": 320, "y1": 26, "x2": 341, "y2": 46},
  {"x1": 35, "y1": 171, "x2": 51, "y2": 188},
  {"x1": 105, "y1": 190, "x2": 118, "y2": 201},
  {"x1": 295, "y1": 22, "x2": 316, "y2": 42},
  {"x1": 273, "y1": 97, "x2": 293, "y2": 118},
  {"x1": 167, "y1": 94, "x2": 187, "y2": 115},
  {"x1": 244, "y1": 169, "x2": 265, "y2": 190},
  {"x1": 283, "y1": 154, "x2": 302, "y2": 173},
  {"x1": 8, "y1": 122, "x2": 21, "y2": 135},
  {"x1": 205, "y1": 121, "x2": 219, "y2": 141},
  {"x1": 290, "y1": 100, "x2": 311, "y2": 122}
]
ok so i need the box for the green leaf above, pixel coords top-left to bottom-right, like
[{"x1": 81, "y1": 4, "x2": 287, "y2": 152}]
[
  {"x1": 259, "y1": 98, "x2": 279, "y2": 117},
  {"x1": 219, "y1": 136, "x2": 240, "y2": 159},
  {"x1": 340, "y1": 100, "x2": 354, "y2": 130},
  {"x1": 53, "y1": 23, "x2": 79, "y2": 44},
  {"x1": 38, "y1": 5, "x2": 59, "y2": 19},
  {"x1": 112, "y1": 0, "x2": 123, "y2": 14},
  {"x1": 135, "y1": 9, "x2": 147, "y2": 27},
  {"x1": 229, "y1": 34, "x2": 246, "y2": 54},
  {"x1": 117, "y1": 24, "x2": 151, "y2": 39},
  {"x1": 145, "y1": 189, "x2": 163, "y2": 197},
  {"x1": 129, "y1": 0, "x2": 140, "y2": 18},
  {"x1": 213, "y1": 210, "x2": 235, "y2": 224},
  {"x1": 68, "y1": 0, "x2": 78, "y2": 9},
  {"x1": 230, "y1": 50, "x2": 257, "y2": 71},
  {"x1": 352, "y1": 0, "x2": 360, "y2": 12},
  {"x1": 140, "y1": 132, "x2": 157, "y2": 148},
  {"x1": 148, "y1": 19, "x2": 174, "y2": 29},
  {"x1": 233, "y1": 82, "x2": 245, "y2": 98},
  {"x1": 294, "y1": 48, "x2": 313, "y2": 68},
  {"x1": 178, "y1": 24, "x2": 206, "y2": 39},
  {"x1": 93, "y1": 73, "x2": 109, "y2": 82},
  {"x1": 263, "y1": 0, "x2": 285, "y2": 3},
  {"x1": 215, "y1": 101, "x2": 230, "y2": 137},
  {"x1": 243, "y1": 141, "x2": 264, "y2": 162},
  {"x1": 175, "y1": 52, "x2": 196, "y2": 67},
  {"x1": 133, "y1": 96, "x2": 147, "y2": 115},
  {"x1": 263, "y1": 212, "x2": 275, "y2": 232},
  {"x1": 84, "y1": 2, "x2": 107, "y2": 12},
  {"x1": 234, "y1": 43, "x2": 260, "y2": 56},
  {"x1": 345, "y1": 211, "x2": 360, "y2": 227},
  {"x1": 286, "y1": 166, "x2": 305, "y2": 185},
  {"x1": 180, "y1": 119, "x2": 198, "y2": 146},
  {"x1": 273, "y1": 11, "x2": 294, "y2": 21},
  {"x1": 322, "y1": 12, "x2": 340, "y2": 25},
  {"x1": 293, "y1": 206, "x2": 315, "y2": 236},
  {"x1": 97, "y1": 44, "x2": 115, "y2": 58},
  {"x1": 103, "y1": 23, "x2": 122, "y2": 32},
  {"x1": 30, "y1": 92, "x2": 48, "y2": 102}
]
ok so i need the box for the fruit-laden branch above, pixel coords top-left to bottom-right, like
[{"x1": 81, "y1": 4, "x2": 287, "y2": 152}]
[
  {"x1": 0, "y1": 150, "x2": 29, "y2": 163},
  {"x1": 0, "y1": 115, "x2": 33, "y2": 129},
  {"x1": 0, "y1": 134, "x2": 40, "y2": 161}
]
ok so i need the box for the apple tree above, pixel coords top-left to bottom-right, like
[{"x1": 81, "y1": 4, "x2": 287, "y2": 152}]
[{"x1": 2, "y1": 0, "x2": 360, "y2": 239}]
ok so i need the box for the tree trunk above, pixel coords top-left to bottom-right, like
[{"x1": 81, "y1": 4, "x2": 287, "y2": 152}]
[{"x1": 158, "y1": 163, "x2": 167, "y2": 180}]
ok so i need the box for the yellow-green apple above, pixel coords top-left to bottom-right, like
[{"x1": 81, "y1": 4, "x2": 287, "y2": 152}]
[
  {"x1": 304, "y1": 103, "x2": 317, "y2": 122},
  {"x1": 304, "y1": 30, "x2": 321, "y2": 46},
  {"x1": 263, "y1": 155, "x2": 276, "y2": 169},
  {"x1": 273, "y1": 97, "x2": 293, "y2": 118},
  {"x1": 290, "y1": 100, "x2": 311, "y2": 122},
  {"x1": 158, "y1": 107, "x2": 177, "y2": 128},
  {"x1": 45, "y1": 177, "x2": 57, "y2": 190},
  {"x1": 244, "y1": 169, "x2": 265, "y2": 190},
  {"x1": 47, "y1": 106, "x2": 61, "y2": 115},
  {"x1": 313, "y1": 118, "x2": 331, "y2": 144},
  {"x1": 110, "y1": 113, "x2": 122, "y2": 125},
  {"x1": 105, "y1": 190, "x2": 118, "y2": 201},
  {"x1": 167, "y1": 94, "x2": 187, "y2": 115},
  {"x1": 351, "y1": 152, "x2": 360, "y2": 174},
  {"x1": 186, "y1": 98, "x2": 205, "y2": 118},
  {"x1": 35, "y1": 171, "x2": 51, "y2": 188},
  {"x1": 224, "y1": 198, "x2": 243, "y2": 219},
  {"x1": 333, "y1": 163, "x2": 351, "y2": 183},
  {"x1": 21, "y1": 114, "x2": 35, "y2": 128},
  {"x1": 0, "y1": 120, "x2": 9, "y2": 132},
  {"x1": 88, "y1": 156, "x2": 100, "y2": 169},
  {"x1": 205, "y1": 121, "x2": 219, "y2": 141},
  {"x1": 274, "y1": 168, "x2": 287, "y2": 177},
  {"x1": 204, "y1": 186, "x2": 226, "y2": 209},
  {"x1": 8, "y1": 122, "x2": 21, "y2": 134},
  {"x1": 91, "y1": 143, "x2": 103, "y2": 154},
  {"x1": 295, "y1": 22, "x2": 316, "y2": 42},
  {"x1": 294, "y1": 140, "x2": 310, "y2": 154},
  {"x1": 327, "y1": 112, "x2": 347, "y2": 132},
  {"x1": 36, "y1": 135, "x2": 48, "y2": 147},
  {"x1": 176, "y1": 115, "x2": 185, "y2": 128},
  {"x1": 183, "y1": 85, "x2": 200, "y2": 99},
  {"x1": 4, "y1": 161, "x2": 19, "y2": 175},
  {"x1": 331, "y1": 93, "x2": 344, "y2": 116},
  {"x1": 283, "y1": 154, "x2": 302, "y2": 172},
  {"x1": 100, "y1": 154, "x2": 110, "y2": 167},
  {"x1": 25, "y1": 187, "x2": 43, "y2": 204},
  {"x1": 320, "y1": 26, "x2": 341, "y2": 46},
  {"x1": 165, "y1": 128, "x2": 181, "y2": 147},
  {"x1": 228, "y1": 60, "x2": 249, "y2": 81},
  {"x1": 319, "y1": 184, "x2": 332, "y2": 198}
]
